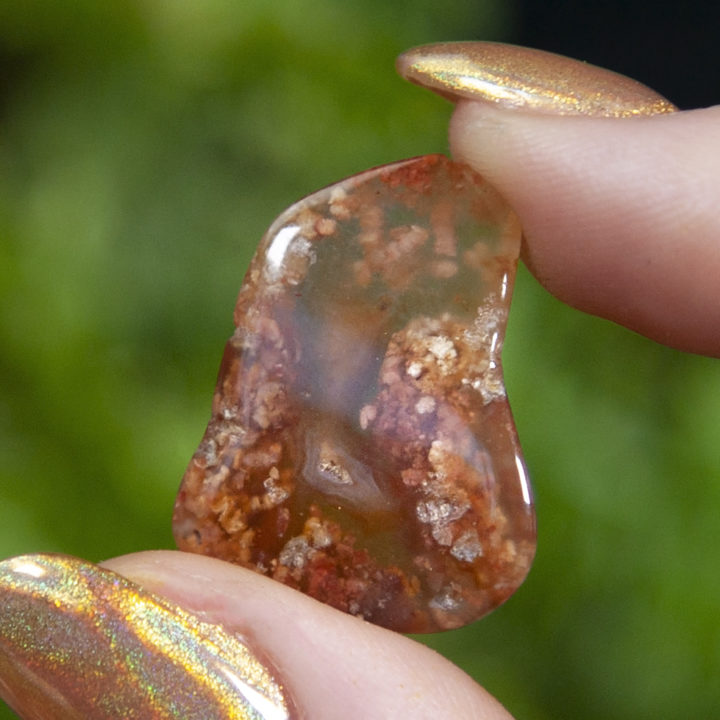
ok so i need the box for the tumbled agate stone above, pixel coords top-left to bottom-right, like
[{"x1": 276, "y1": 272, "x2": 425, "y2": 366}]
[{"x1": 173, "y1": 155, "x2": 535, "y2": 632}]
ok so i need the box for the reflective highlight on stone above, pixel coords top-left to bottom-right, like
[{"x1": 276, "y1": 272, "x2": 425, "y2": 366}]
[
  {"x1": 397, "y1": 42, "x2": 677, "y2": 117},
  {"x1": 173, "y1": 155, "x2": 536, "y2": 633},
  {"x1": 0, "y1": 554, "x2": 294, "y2": 719}
]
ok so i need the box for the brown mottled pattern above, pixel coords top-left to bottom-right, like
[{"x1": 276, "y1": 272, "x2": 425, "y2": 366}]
[{"x1": 173, "y1": 155, "x2": 536, "y2": 633}]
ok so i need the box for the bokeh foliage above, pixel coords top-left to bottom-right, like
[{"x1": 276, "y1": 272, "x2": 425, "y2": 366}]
[{"x1": 0, "y1": 3, "x2": 718, "y2": 719}]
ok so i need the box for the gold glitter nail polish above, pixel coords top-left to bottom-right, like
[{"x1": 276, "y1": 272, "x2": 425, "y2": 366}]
[
  {"x1": 396, "y1": 42, "x2": 677, "y2": 117},
  {"x1": 0, "y1": 554, "x2": 296, "y2": 719}
]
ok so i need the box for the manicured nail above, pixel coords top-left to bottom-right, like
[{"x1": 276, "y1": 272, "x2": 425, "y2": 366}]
[
  {"x1": 397, "y1": 41, "x2": 677, "y2": 117},
  {"x1": 0, "y1": 554, "x2": 296, "y2": 719}
]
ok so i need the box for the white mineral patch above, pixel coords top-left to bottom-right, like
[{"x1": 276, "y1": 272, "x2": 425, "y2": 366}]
[
  {"x1": 358, "y1": 404, "x2": 377, "y2": 430},
  {"x1": 416, "y1": 498, "x2": 469, "y2": 525},
  {"x1": 406, "y1": 361, "x2": 423, "y2": 378},
  {"x1": 415, "y1": 395, "x2": 436, "y2": 414},
  {"x1": 302, "y1": 430, "x2": 391, "y2": 513},
  {"x1": 450, "y1": 529, "x2": 484, "y2": 563},
  {"x1": 429, "y1": 587, "x2": 462, "y2": 611},
  {"x1": 427, "y1": 335, "x2": 457, "y2": 370},
  {"x1": 278, "y1": 536, "x2": 311, "y2": 569}
]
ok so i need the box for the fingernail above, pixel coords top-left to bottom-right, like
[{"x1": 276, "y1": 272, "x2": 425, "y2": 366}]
[
  {"x1": 397, "y1": 41, "x2": 677, "y2": 117},
  {"x1": 0, "y1": 554, "x2": 296, "y2": 719}
]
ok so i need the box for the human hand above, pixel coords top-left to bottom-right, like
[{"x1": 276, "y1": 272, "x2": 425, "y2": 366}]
[{"x1": 1, "y1": 44, "x2": 718, "y2": 719}]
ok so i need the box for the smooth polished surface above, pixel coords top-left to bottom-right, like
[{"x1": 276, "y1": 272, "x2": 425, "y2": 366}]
[
  {"x1": 0, "y1": 554, "x2": 295, "y2": 719},
  {"x1": 397, "y1": 42, "x2": 678, "y2": 116},
  {"x1": 173, "y1": 154, "x2": 535, "y2": 633}
]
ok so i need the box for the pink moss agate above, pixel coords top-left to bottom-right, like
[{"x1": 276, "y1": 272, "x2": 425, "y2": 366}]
[{"x1": 173, "y1": 155, "x2": 536, "y2": 632}]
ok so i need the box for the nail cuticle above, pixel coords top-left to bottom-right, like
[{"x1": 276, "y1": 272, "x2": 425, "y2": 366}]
[{"x1": 0, "y1": 554, "x2": 297, "y2": 719}]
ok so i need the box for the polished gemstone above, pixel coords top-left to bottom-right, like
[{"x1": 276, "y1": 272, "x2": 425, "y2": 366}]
[{"x1": 173, "y1": 155, "x2": 536, "y2": 632}]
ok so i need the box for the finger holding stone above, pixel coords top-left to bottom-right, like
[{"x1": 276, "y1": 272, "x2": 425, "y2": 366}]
[
  {"x1": 450, "y1": 103, "x2": 720, "y2": 357},
  {"x1": 105, "y1": 551, "x2": 514, "y2": 720},
  {"x1": 399, "y1": 42, "x2": 720, "y2": 357},
  {"x1": 0, "y1": 551, "x2": 513, "y2": 719}
]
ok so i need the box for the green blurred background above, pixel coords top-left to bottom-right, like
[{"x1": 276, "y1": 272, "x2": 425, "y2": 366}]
[{"x1": 1, "y1": 2, "x2": 718, "y2": 719}]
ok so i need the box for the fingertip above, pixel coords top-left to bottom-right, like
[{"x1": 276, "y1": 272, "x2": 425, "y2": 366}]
[{"x1": 450, "y1": 102, "x2": 720, "y2": 356}]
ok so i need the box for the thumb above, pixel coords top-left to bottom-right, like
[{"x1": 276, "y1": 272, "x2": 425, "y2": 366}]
[
  {"x1": 105, "y1": 551, "x2": 515, "y2": 720},
  {"x1": 0, "y1": 551, "x2": 515, "y2": 720}
]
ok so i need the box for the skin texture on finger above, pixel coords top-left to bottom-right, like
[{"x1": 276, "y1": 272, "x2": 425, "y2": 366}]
[
  {"x1": 450, "y1": 101, "x2": 720, "y2": 357},
  {"x1": 104, "y1": 551, "x2": 514, "y2": 720}
]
